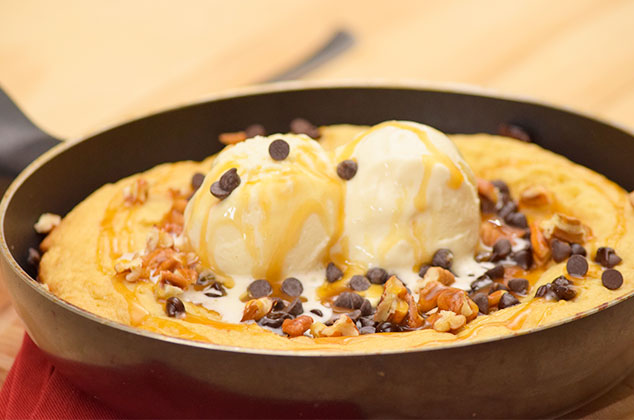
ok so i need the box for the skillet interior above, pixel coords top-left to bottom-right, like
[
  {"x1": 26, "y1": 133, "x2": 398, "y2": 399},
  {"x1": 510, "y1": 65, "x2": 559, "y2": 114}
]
[{"x1": 2, "y1": 83, "x2": 634, "y2": 418}]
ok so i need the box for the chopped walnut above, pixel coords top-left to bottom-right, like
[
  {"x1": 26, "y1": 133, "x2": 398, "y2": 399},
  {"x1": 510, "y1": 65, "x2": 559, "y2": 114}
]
[
  {"x1": 34, "y1": 213, "x2": 61, "y2": 234},
  {"x1": 480, "y1": 219, "x2": 526, "y2": 247},
  {"x1": 241, "y1": 297, "x2": 274, "y2": 322},
  {"x1": 282, "y1": 315, "x2": 313, "y2": 337},
  {"x1": 374, "y1": 276, "x2": 410, "y2": 325},
  {"x1": 529, "y1": 221, "x2": 551, "y2": 267},
  {"x1": 123, "y1": 178, "x2": 149, "y2": 205},
  {"x1": 312, "y1": 315, "x2": 359, "y2": 337},
  {"x1": 519, "y1": 185, "x2": 551, "y2": 207},
  {"x1": 541, "y1": 213, "x2": 589, "y2": 244},
  {"x1": 219, "y1": 131, "x2": 247, "y2": 145},
  {"x1": 430, "y1": 310, "x2": 466, "y2": 332},
  {"x1": 143, "y1": 247, "x2": 197, "y2": 288}
]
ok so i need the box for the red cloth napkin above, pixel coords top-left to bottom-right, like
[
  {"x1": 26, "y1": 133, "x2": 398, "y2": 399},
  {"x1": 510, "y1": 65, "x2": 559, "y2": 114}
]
[{"x1": 0, "y1": 334, "x2": 120, "y2": 420}]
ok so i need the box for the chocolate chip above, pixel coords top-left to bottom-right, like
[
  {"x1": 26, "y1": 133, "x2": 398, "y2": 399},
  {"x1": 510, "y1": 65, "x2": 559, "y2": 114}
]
[
  {"x1": 359, "y1": 316, "x2": 375, "y2": 327},
  {"x1": 497, "y1": 123, "x2": 532, "y2": 143},
  {"x1": 272, "y1": 298, "x2": 286, "y2": 311},
  {"x1": 552, "y1": 276, "x2": 576, "y2": 300},
  {"x1": 290, "y1": 118, "x2": 320, "y2": 139},
  {"x1": 472, "y1": 293, "x2": 489, "y2": 314},
  {"x1": 347, "y1": 309, "x2": 362, "y2": 322},
  {"x1": 360, "y1": 299, "x2": 373, "y2": 316},
  {"x1": 191, "y1": 172, "x2": 205, "y2": 191},
  {"x1": 535, "y1": 283, "x2": 553, "y2": 298},
  {"x1": 165, "y1": 297, "x2": 185, "y2": 317},
  {"x1": 489, "y1": 282, "x2": 509, "y2": 294},
  {"x1": 498, "y1": 201, "x2": 517, "y2": 220},
  {"x1": 259, "y1": 313, "x2": 291, "y2": 329},
  {"x1": 367, "y1": 267, "x2": 388, "y2": 284},
  {"x1": 210, "y1": 182, "x2": 230, "y2": 199},
  {"x1": 498, "y1": 293, "x2": 520, "y2": 309},
  {"x1": 418, "y1": 264, "x2": 431, "y2": 278},
  {"x1": 512, "y1": 249, "x2": 533, "y2": 270},
  {"x1": 485, "y1": 264, "x2": 505, "y2": 280},
  {"x1": 359, "y1": 326, "x2": 376, "y2": 335},
  {"x1": 336, "y1": 160, "x2": 358, "y2": 180},
  {"x1": 268, "y1": 139, "x2": 290, "y2": 161},
  {"x1": 480, "y1": 195, "x2": 497, "y2": 214},
  {"x1": 376, "y1": 322, "x2": 402, "y2": 333},
  {"x1": 566, "y1": 255, "x2": 588, "y2": 278},
  {"x1": 491, "y1": 239, "x2": 512, "y2": 262},
  {"x1": 432, "y1": 248, "x2": 454, "y2": 269},
  {"x1": 326, "y1": 262, "x2": 343, "y2": 283},
  {"x1": 247, "y1": 279, "x2": 272, "y2": 298},
  {"x1": 506, "y1": 212, "x2": 528, "y2": 229},
  {"x1": 333, "y1": 292, "x2": 364, "y2": 309},
  {"x1": 284, "y1": 299, "x2": 304, "y2": 316},
  {"x1": 310, "y1": 309, "x2": 323, "y2": 317},
  {"x1": 281, "y1": 277, "x2": 303, "y2": 297},
  {"x1": 492, "y1": 180, "x2": 510, "y2": 196},
  {"x1": 551, "y1": 239, "x2": 572, "y2": 263},
  {"x1": 349, "y1": 275, "x2": 370, "y2": 291},
  {"x1": 204, "y1": 281, "x2": 227, "y2": 298},
  {"x1": 219, "y1": 168, "x2": 241, "y2": 192},
  {"x1": 570, "y1": 243, "x2": 587, "y2": 257},
  {"x1": 470, "y1": 275, "x2": 493, "y2": 292},
  {"x1": 244, "y1": 123, "x2": 266, "y2": 138},
  {"x1": 27, "y1": 247, "x2": 41, "y2": 266},
  {"x1": 602, "y1": 269, "x2": 623, "y2": 290},
  {"x1": 508, "y1": 278, "x2": 529, "y2": 294},
  {"x1": 595, "y1": 247, "x2": 622, "y2": 268},
  {"x1": 475, "y1": 251, "x2": 492, "y2": 263},
  {"x1": 196, "y1": 270, "x2": 215, "y2": 285}
]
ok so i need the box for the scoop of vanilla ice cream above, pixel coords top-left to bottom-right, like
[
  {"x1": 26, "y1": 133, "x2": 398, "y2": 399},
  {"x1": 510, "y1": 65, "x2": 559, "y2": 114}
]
[
  {"x1": 184, "y1": 134, "x2": 341, "y2": 281},
  {"x1": 334, "y1": 121, "x2": 480, "y2": 277}
]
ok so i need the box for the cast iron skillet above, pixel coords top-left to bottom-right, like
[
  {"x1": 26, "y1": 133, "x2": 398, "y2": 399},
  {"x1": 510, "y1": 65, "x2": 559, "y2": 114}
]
[{"x1": 1, "y1": 82, "x2": 633, "y2": 419}]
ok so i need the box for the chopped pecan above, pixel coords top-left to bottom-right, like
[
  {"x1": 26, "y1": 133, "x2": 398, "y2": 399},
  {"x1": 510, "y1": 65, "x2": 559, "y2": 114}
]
[
  {"x1": 114, "y1": 253, "x2": 145, "y2": 282},
  {"x1": 374, "y1": 276, "x2": 410, "y2": 325},
  {"x1": 146, "y1": 227, "x2": 174, "y2": 252},
  {"x1": 312, "y1": 315, "x2": 359, "y2": 337},
  {"x1": 519, "y1": 185, "x2": 551, "y2": 207},
  {"x1": 480, "y1": 219, "x2": 526, "y2": 247},
  {"x1": 123, "y1": 178, "x2": 149, "y2": 205},
  {"x1": 160, "y1": 268, "x2": 197, "y2": 288},
  {"x1": 541, "y1": 213, "x2": 589, "y2": 244},
  {"x1": 487, "y1": 290, "x2": 506, "y2": 307},
  {"x1": 154, "y1": 282, "x2": 183, "y2": 299},
  {"x1": 477, "y1": 178, "x2": 498, "y2": 204},
  {"x1": 417, "y1": 280, "x2": 448, "y2": 313},
  {"x1": 436, "y1": 288, "x2": 479, "y2": 322},
  {"x1": 34, "y1": 213, "x2": 61, "y2": 234},
  {"x1": 282, "y1": 315, "x2": 313, "y2": 337},
  {"x1": 529, "y1": 221, "x2": 551, "y2": 267},
  {"x1": 421, "y1": 266, "x2": 455, "y2": 287},
  {"x1": 241, "y1": 297, "x2": 274, "y2": 322},
  {"x1": 429, "y1": 310, "x2": 466, "y2": 332},
  {"x1": 219, "y1": 131, "x2": 247, "y2": 145}
]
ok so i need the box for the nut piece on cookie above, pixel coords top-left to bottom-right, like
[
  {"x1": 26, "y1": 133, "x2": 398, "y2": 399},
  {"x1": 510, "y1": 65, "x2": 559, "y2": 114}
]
[
  {"x1": 241, "y1": 297, "x2": 274, "y2": 322},
  {"x1": 282, "y1": 315, "x2": 313, "y2": 338},
  {"x1": 430, "y1": 310, "x2": 466, "y2": 332},
  {"x1": 123, "y1": 178, "x2": 149, "y2": 205},
  {"x1": 519, "y1": 185, "x2": 551, "y2": 207},
  {"x1": 146, "y1": 227, "x2": 175, "y2": 252},
  {"x1": 436, "y1": 288, "x2": 479, "y2": 322},
  {"x1": 34, "y1": 213, "x2": 61, "y2": 234},
  {"x1": 417, "y1": 280, "x2": 448, "y2": 313},
  {"x1": 374, "y1": 276, "x2": 410, "y2": 325},
  {"x1": 529, "y1": 221, "x2": 551, "y2": 267},
  {"x1": 541, "y1": 213, "x2": 589, "y2": 244},
  {"x1": 311, "y1": 315, "x2": 359, "y2": 338},
  {"x1": 114, "y1": 253, "x2": 144, "y2": 282},
  {"x1": 420, "y1": 266, "x2": 455, "y2": 287},
  {"x1": 154, "y1": 282, "x2": 184, "y2": 299}
]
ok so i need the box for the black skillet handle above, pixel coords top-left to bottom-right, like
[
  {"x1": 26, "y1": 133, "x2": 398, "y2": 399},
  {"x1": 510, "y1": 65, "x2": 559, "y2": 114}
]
[{"x1": 0, "y1": 87, "x2": 61, "y2": 185}]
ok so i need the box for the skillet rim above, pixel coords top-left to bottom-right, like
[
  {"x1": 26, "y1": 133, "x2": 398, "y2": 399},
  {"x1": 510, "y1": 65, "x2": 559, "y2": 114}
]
[{"x1": 1, "y1": 79, "x2": 633, "y2": 357}]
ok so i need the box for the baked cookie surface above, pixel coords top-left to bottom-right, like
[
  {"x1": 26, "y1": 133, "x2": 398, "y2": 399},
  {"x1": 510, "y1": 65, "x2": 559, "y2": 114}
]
[{"x1": 38, "y1": 124, "x2": 634, "y2": 352}]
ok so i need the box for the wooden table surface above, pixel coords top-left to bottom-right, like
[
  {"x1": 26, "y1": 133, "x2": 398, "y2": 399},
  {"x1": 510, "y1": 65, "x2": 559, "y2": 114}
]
[{"x1": 1, "y1": 0, "x2": 633, "y2": 417}]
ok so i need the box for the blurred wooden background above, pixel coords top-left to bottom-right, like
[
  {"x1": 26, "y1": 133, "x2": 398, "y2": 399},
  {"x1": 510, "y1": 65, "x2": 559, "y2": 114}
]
[{"x1": 1, "y1": 0, "x2": 633, "y2": 417}]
